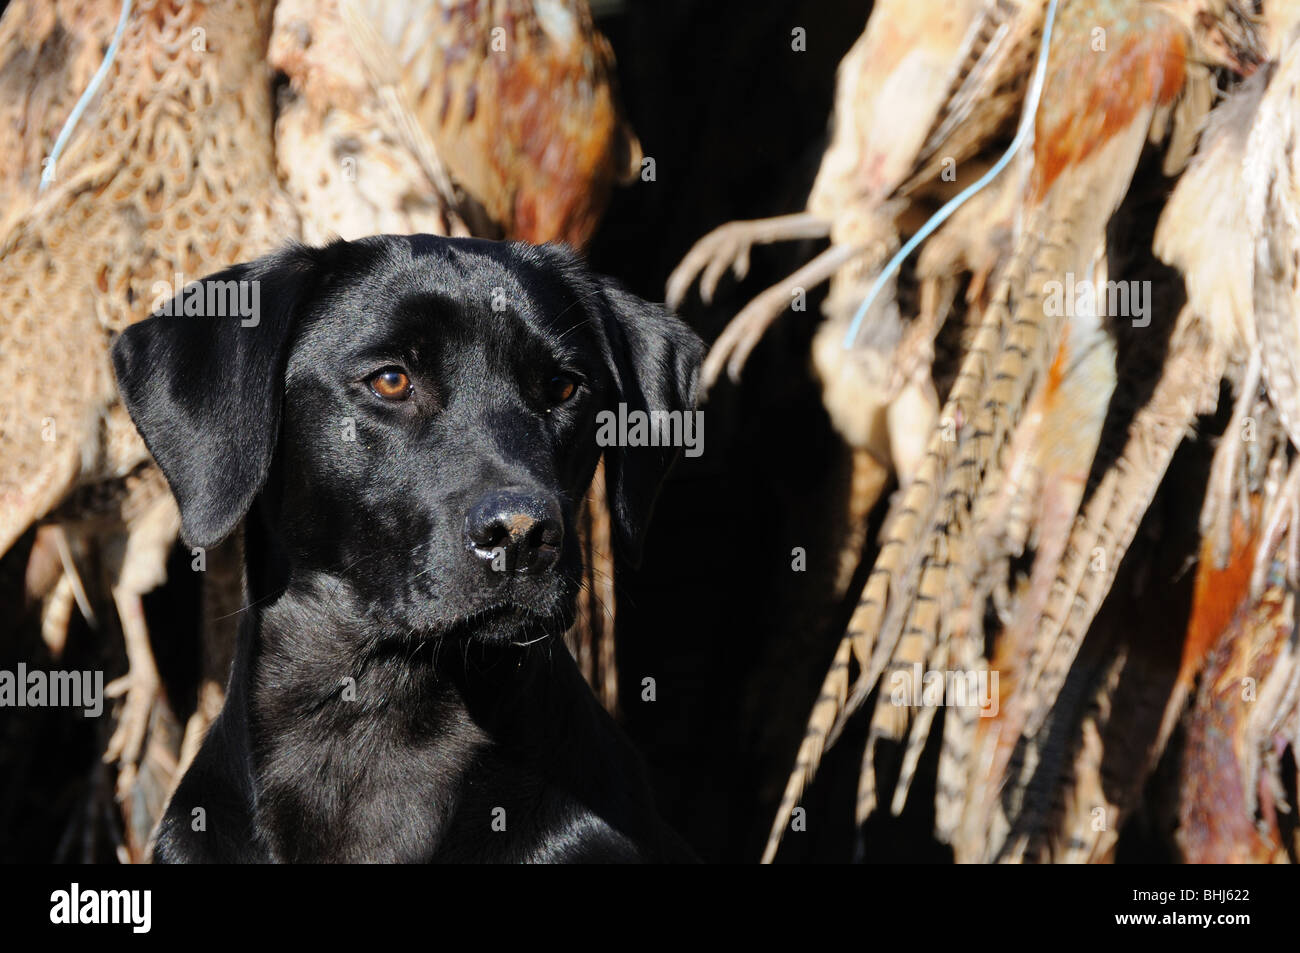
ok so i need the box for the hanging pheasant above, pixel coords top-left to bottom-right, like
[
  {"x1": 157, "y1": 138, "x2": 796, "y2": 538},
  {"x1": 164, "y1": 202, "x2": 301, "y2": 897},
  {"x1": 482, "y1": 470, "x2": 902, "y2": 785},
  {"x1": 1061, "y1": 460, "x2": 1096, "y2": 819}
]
[
  {"x1": 269, "y1": 0, "x2": 640, "y2": 249},
  {"x1": 1156, "y1": 20, "x2": 1300, "y2": 864},
  {"x1": 669, "y1": 0, "x2": 1045, "y2": 462},
  {"x1": 755, "y1": 0, "x2": 1270, "y2": 863},
  {"x1": 667, "y1": 0, "x2": 1052, "y2": 628},
  {"x1": 0, "y1": 0, "x2": 298, "y2": 862}
]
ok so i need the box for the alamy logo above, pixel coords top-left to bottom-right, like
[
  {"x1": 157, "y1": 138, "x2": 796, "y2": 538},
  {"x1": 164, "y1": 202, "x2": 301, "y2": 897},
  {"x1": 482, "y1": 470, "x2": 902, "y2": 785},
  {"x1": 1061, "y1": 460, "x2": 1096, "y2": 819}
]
[
  {"x1": 151, "y1": 272, "x2": 261, "y2": 326},
  {"x1": 1041, "y1": 272, "x2": 1151, "y2": 327},
  {"x1": 595, "y1": 404, "x2": 704, "y2": 458},
  {"x1": 50, "y1": 884, "x2": 151, "y2": 933},
  {"x1": 887, "y1": 662, "x2": 999, "y2": 717},
  {"x1": 0, "y1": 664, "x2": 103, "y2": 717}
]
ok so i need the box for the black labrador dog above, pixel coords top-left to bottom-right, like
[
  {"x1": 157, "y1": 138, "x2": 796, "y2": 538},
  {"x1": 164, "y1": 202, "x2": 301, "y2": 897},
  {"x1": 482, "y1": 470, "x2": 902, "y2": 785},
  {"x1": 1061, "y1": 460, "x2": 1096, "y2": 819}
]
[{"x1": 111, "y1": 234, "x2": 703, "y2": 862}]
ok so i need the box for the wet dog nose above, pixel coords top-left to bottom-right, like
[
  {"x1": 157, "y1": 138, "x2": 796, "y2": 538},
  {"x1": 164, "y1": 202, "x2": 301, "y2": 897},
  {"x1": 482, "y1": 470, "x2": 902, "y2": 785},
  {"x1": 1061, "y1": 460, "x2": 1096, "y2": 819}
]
[{"x1": 464, "y1": 490, "x2": 563, "y2": 573}]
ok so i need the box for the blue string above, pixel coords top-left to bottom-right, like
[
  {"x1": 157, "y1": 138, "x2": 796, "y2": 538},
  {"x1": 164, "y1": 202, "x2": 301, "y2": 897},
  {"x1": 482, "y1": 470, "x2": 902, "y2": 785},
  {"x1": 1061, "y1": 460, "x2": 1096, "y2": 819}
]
[
  {"x1": 842, "y1": 0, "x2": 1061, "y2": 349},
  {"x1": 40, "y1": 0, "x2": 134, "y2": 192}
]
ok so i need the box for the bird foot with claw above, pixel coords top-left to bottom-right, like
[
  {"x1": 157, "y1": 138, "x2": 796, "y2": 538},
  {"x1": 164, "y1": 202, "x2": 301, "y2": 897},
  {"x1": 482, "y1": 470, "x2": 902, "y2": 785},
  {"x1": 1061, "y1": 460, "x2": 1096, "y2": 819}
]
[
  {"x1": 665, "y1": 213, "x2": 831, "y2": 311},
  {"x1": 103, "y1": 670, "x2": 158, "y2": 799}
]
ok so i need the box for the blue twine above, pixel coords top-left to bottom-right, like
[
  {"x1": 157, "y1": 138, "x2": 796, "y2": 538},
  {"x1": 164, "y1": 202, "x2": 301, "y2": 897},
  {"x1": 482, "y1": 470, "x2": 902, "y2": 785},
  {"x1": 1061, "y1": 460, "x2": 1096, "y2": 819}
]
[{"x1": 40, "y1": 0, "x2": 134, "y2": 192}]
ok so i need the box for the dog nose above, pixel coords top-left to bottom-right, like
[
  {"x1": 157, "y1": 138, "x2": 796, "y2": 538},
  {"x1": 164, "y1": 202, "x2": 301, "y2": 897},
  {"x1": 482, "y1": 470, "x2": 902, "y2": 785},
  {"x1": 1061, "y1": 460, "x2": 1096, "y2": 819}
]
[{"x1": 464, "y1": 490, "x2": 563, "y2": 573}]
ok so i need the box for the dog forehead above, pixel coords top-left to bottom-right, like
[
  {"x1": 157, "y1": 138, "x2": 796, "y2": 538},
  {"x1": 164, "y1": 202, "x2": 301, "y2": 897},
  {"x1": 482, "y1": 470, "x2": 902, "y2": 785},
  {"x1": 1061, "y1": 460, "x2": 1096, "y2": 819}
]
[
  {"x1": 301, "y1": 238, "x2": 588, "y2": 352},
  {"x1": 360, "y1": 234, "x2": 549, "y2": 298}
]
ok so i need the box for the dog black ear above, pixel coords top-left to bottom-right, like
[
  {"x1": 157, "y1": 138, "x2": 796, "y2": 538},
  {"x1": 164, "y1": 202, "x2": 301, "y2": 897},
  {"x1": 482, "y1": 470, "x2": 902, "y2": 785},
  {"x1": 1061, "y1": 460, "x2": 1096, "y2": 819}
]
[
  {"x1": 591, "y1": 276, "x2": 705, "y2": 568},
  {"x1": 111, "y1": 246, "x2": 318, "y2": 549}
]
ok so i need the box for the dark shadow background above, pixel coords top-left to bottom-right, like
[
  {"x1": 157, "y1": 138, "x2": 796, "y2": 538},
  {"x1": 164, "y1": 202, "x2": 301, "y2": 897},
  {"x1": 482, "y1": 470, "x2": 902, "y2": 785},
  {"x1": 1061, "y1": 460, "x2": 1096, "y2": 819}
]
[{"x1": 587, "y1": 0, "x2": 913, "y2": 862}]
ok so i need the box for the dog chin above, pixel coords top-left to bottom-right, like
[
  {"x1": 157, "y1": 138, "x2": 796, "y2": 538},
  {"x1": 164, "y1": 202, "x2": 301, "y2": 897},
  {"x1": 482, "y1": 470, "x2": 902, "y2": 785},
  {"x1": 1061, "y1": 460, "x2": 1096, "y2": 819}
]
[{"x1": 437, "y1": 600, "x2": 575, "y2": 644}]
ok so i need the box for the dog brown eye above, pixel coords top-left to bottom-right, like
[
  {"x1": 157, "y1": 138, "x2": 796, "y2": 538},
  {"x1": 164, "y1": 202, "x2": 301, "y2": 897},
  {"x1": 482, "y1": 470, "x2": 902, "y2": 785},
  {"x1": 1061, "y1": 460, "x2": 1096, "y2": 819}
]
[
  {"x1": 370, "y1": 368, "x2": 412, "y2": 401},
  {"x1": 547, "y1": 374, "x2": 577, "y2": 405}
]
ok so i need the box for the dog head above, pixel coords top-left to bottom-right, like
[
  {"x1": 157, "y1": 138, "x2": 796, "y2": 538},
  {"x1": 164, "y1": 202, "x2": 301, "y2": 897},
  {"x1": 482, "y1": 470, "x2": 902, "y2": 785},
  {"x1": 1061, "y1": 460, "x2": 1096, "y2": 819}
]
[{"x1": 112, "y1": 235, "x2": 703, "y2": 641}]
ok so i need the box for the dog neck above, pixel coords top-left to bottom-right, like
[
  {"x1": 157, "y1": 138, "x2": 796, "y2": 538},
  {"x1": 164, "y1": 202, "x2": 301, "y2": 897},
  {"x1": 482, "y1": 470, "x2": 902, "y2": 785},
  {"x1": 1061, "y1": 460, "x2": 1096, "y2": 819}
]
[
  {"x1": 248, "y1": 572, "x2": 560, "y2": 723},
  {"x1": 221, "y1": 521, "x2": 623, "y2": 861}
]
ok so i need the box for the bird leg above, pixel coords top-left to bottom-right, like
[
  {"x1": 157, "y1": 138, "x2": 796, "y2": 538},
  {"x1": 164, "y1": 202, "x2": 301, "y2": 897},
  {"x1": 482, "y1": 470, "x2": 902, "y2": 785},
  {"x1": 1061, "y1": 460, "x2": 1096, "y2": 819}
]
[
  {"x1": 701, "y1": 242, "x2": 865, "y2": 390},
  {"x1": 888, "y1": 274, "x2": 952, "y2": 399},
  {"x1": 1250, "y1": 456, "x2": 1300, "y2": 597},
  {"x1": 103, "y1": 585, "x2": 160, "y2": 800},
  {"x1": 665, "y1": 212, "x2": 831, "y2": 310},
  {"x1": 1203, "y1": 351, "x2": 1262, "y2": 569}
]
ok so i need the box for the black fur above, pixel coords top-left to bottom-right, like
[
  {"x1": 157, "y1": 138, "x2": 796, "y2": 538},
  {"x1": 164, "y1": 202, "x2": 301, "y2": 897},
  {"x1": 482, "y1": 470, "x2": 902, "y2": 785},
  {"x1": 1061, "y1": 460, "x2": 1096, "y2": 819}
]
[{"x1": 112, "y1": 235, "x2": 702, "y2": 863}]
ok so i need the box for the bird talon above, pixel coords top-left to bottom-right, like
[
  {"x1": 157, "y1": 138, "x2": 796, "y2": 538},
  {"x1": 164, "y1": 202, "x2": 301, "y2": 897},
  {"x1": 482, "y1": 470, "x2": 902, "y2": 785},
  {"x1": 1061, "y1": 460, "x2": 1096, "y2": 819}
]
[
  {"x1": 103, "y1": 671, "x2": 159, "y2": 772},
  {"x1": 665, "y1": 213, "x2": 832, "y2": 310}
]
